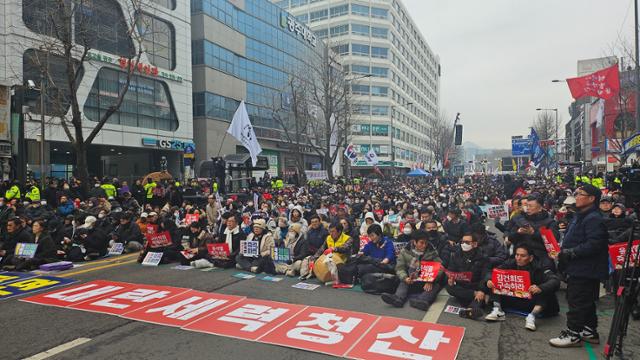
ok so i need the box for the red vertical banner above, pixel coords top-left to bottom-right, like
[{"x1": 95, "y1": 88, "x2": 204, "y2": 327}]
[
  {"x1": 539, "y1": 226, "x2": 560, "y2": 257},
  {"x1": 259, "y1": 306, "x2": 379, "y2": 357},
  {"x1": 346, "y1": 316, "x2": 465, "y2": 360}
]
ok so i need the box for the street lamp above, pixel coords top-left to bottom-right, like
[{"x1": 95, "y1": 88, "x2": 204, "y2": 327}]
[
  {"x1": 536, "y1": 108, "x2": 559, "y2": 168},
  {"x1": 26, "y1": 76, "x2": 46, "y2": 190},
  {"x1": 344, "y1": 73, "x2": 373, "y2": 178},
  {"x1": 390, "y1": 101, "x2": 413, "y2": 176}
]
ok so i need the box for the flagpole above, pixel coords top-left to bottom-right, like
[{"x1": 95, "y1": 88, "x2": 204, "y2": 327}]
[
  {"x1": 216, "y1": 132, "x2": 228, "y2": 157},
  {"x1": 635, "y1": 0, "x2": 640, "y2": 132}
]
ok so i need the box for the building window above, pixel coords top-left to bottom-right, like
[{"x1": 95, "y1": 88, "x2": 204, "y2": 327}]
[
  {"x1": 351, "y1": 24, "x2": 369, "y2": 36},
  {"x1": 330, "y1": 24, "x2": 349, "y2": 37},
  {"x1": 371, "y1": 7, "x2": 388, "y2": 19},
  {"x1": 371, "y1": 67, "x2": 388, "y2": 78},
  {"x1": 84, "y1": 68, "x2": 178, "y2": 131},
  {"x1": 290, "y1": 0, "x2": 308, "y2": 7},
  {"x1": 351, "y1": 43, "x2": 369, "y2": 56},
  {"x1": 351, "y1": 84, "x2": 370, "y2": 95},
  {"x1": 371, "y1": 27, "x2": 388, "y2": 39},
  {"x1": 372, "y1": 124, "x2": 389, "y2": 136},
  {"x1": 330, "y1": 4, "x2": 348, "y2": 17},
  {"x1": 351, "y1": 64, "x2": 369, "y2": 74},
  {"x1": 22, "y1": 49, "x2": 84, "y2": 117},
  {"x1": 371, "y1": 47, "x2": 388, "y2": 59},
  {"x1": 22, "y1": 0, "x2": 71, "y2": 40},
  {"x1": 316, "y1": 28, "x2": 328, "y2": 39},
  {"x1": 151, "y1": 0, "x2": 176, "y2": 10},
  {"x1": 353, "y1": 104, "x2": 370, "y2": 115},
  {"x1": 74, "y1": 0, "x2": 135, "y2": 57},
  {"x1": 351, "y1": 4, "x2": 369, "y2": 16},
  {"x1": 371, "y1": 86, "x2": 388, "y2": 97},
  {"x1": 310, "y1": 9, "x2": 328, "y2": 22},
  {"x1": 137, "y1": 13, "x2": 176, "y2": 70},
  {"x1": 296, "y1": 14, "x2": 308, "y2": 23},
  {"x1": 371, "y1": 106, "x2": 389, "y2": 116},
  {"x1": 331, "y1": 44, "x2": 349, "y2": 55},
  {"x1": 352, "y1": 125, "x2": 370, "y2": 136}
]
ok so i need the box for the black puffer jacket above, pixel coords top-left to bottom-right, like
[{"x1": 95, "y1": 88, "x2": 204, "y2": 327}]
[
  {"x1": 445, "y1": 246, "x2": 490, "y2": 290},
  {"x1": 561, "y1": 205, "x2": 609, "y2": 280},
  {"x1": 508, "y1": 211, "x2": 559, "y2": 260}
]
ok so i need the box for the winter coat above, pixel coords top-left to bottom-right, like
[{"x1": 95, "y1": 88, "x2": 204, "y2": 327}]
[
  {"x1": 508, "y1": 211, "x2": 559, "y2": 261},
  {"x1": 561, "y1": 205, "x2": 609, "y2": 280},
  {"x1": 362, "y1": 237, "x2": 396, "y2": 264},
  {"x1": 114, "y1": 221, "x2": 144, "y2": 245},
  {"x1": 246, "y1": 231, "x2": 275, "y2": 257},
  {"x1": 446, "y1": 246, "x2": 491, "y2": 290},
  {"x1": 395, "y1": 243, "x2": 443, "y2": 282},
  {"x1": 486, "y1": 258, "x2": 560, "y2": 295},
  {"x1": 478, "y1": 233, "x2": 508, "y2": 268}
]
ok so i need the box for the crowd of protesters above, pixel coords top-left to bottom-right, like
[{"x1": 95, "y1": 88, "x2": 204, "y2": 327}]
[{"x1": 0, "y1": 169, "x2": 638, "y2": 348}]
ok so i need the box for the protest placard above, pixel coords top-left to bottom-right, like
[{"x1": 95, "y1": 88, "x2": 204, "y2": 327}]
[
  {"x1": 259, "y1": 276, "x2": 283, "y2": 282},
  {"x1": 146, "y1": 231, "x2": 172, "y2": 249},
  {"x1": 485, "y1": 205, "x2": 509, "y2": 222},
  {"x1": 491, "y1": 269, "x2": 532, "y2": 299},
  {"x1": 444, "y1": 269, "x2": 473, "y2": 282},
  {"x1": 207, "y1": 243, "x2": 230, "y2": 259},
  {"x1": 392, "y1": 242, "x2": 406, "y2": 256},
  {"x1": 540, "y1": 226, "x2": 560, "y2": 257},
  {"x1": 292, "y1": 282, "x2": 320, "y2": 291},
  {"x1": 608, "y1": 240, "x2": 640, "y2": 270},
  {"x1": 108, "y1": 243, "x2": 125, "y2": 256},
  {"x1": 185, "y1": 213, "x2": 200, "y2": 226},
  {"x1": 240, "y1": 240, "x2": 259, "y2": 258},
  {"x1": 14, "y1": 243, "x2": 38, "y2": 259},
  {"x1": 232, "y1": 273, "x2": 256, "y2": 280},
  {"x1": 359, "y1": 235, "x2": 370, "y2": 250},
  {"x1": 142, "y1": 252, "x2": 164, "y2": 266},
  {"x1": 444, "y1": 305, "x2": 464, "y2": 315},
  {"x1": 416, "y1": 261, "x2": 441, "y2": 282},
  {"x1": 271, "y1": 247, "x2": 292, "y2": 263},
  {"x1": 146, "y1": 224, "x2": 158, "y2": 235}
]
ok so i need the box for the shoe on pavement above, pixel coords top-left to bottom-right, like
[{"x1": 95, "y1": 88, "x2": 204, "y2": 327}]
[
  {"x1": 549, "y1": 329, "x2": 582, "y2": 348},
  {"x1": 235, "y1": 263, "x2": 243, "y2": 270},
  {"x1": 459, "y1": 307, "x2": 483, "y2": 320},
  {"x1": 580, "y1": 326, "x2": 600, "y2": 344},
  {"x1": 485, "y1": 307, "x2": 506, "y2": 322},
  {"x1": 525, "y1": 314, "x2": 536, "y2": 331},
  {"x1": 250, "y1": 266, "x2": 259, "y2": 273},
  {"x1": 381, "y1": 293, "x2": 404, "y2": 308},
  {"x1": 409, "y1": 299, "x2": 431, "y2": 311}
]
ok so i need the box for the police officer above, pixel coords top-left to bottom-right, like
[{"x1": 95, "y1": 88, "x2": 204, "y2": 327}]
[
  {"x1": 549, "y1": 184, "x2": 608, "y2": 348},
  {"x1": 25, "y1": 180, "x2": 40, "y2": 202},
  {"x1": 100, "y1": 179, "x2": 117, "y2": 199},
  {"x1": 143, "y1": 179, "x2": 157, "y2": 205},
  {"x1": 4, "y1": 181, "x2": 21, "y2": 200}
]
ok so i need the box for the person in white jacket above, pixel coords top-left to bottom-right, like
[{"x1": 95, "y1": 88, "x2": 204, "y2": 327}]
[{"x1": 360, "y1": 212, "x2": 379, "y2": 235}]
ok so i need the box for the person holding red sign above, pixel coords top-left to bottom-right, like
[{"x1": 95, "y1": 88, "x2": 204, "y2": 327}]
[
  {"x1": 178, "y1": 221, "x2": 214, "y2": 266},
  {"x1": 212, "y1": 215, "x2": 247, "y2": 269},
  {"x1": 444, "y1": 234, "x2": 491, "y2": 320},
  {"x1": 485, "y1": 244, "x2": 560, "y2": 331},
  {"x1": 381, "y1": 230, "x2": 444, "y2": 311},
  {"x1": 550, "y1": 184, "x2": 608, "y2": 348}
]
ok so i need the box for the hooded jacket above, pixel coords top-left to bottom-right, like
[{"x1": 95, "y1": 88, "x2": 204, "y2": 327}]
[{"x1": 395, "y1": 243, "x2": 443, "y2": 282}]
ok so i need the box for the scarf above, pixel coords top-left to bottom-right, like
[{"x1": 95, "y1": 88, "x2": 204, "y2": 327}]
[{"x1": 224, "y1": 226, "x2": 239, "y2": 252}]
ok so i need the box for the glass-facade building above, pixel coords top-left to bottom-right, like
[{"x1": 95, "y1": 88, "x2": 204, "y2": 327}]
[
  {"x1": 275, "y1": 0, "x2": 441, "y2": 174},
  {"x1": 191, "y1": 0, "x2": 326, "y2": 177}
]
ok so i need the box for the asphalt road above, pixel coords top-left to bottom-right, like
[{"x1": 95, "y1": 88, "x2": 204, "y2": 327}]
[{"x1": 2, "y1": 223, "x2": 639, "y2": 360}]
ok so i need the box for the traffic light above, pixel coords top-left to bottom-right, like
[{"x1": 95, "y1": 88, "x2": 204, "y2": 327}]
[{"x1": 454, "y1": 124, "x2": 463, "y2": 145}]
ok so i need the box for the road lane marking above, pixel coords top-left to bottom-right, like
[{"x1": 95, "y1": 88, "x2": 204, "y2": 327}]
[
  {"x1": 23, "y1": 338, "x2": 91, "y2": 360},
  {"x1": 57, "y1": 258, "x2": 139, "y2": 278},
  {"x1": 422, "y1": 292, "x2": 449, "y2": 323}
]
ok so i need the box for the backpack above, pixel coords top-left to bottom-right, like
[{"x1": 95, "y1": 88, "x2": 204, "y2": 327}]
[{"x1": 360, "y1": 273, "x2": 399, "y2": 294}]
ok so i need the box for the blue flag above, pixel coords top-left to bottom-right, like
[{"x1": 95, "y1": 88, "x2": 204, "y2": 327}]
[{"x1": 530, "y1": 128, "x2": 546, "y2": 166}]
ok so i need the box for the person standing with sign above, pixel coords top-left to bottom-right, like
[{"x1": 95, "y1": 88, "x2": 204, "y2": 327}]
[
  {"x1": 550, "y1": 184, "x2": 608, "y2": 348},
  {"x1": 381, "y1": 230, "x2": 444, "y2": 311},
  {"x1": 485, "y1": 244, "x2": 560, "y2": 331}
]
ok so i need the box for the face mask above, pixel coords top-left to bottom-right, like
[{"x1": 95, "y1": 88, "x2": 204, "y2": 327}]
[
  {"x1": 402, "y1": 227, "x2": 412, "y2": 235},
  {"x1": 41, "y1": 201, "x2": 47, "y2": 206},
  {"x1": 446, "y1": 215, "x2": 452, "y2": 221},
  {"x1": 461, "y1": 243, "x2": 473, "y2": 252},
  {"x1": 98, "y1": 213, "x2": 106, "y2": 219},
  {"x1": 522, "y1": 206, "x2": 528, "y2": 213},
  {"x1": 388, "y1": 210, "x2": 395, "y2": 215},
  {"x1": 428, "y1": 230, "x2": 438, "y2": 236},
  {"x1": 483, "y1": 196, "x2": 488, "y2": 201},
  {"x1": 95, "y1": 184, "x2": 100, "y2": 188}
]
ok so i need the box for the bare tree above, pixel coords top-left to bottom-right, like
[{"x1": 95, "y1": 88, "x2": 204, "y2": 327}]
[
  {"x1": 16, "y1": 0, "x2": 150, "y2": 188},
  {"x1": 531, "y1": 112, "x2": 556, "y2": 140},
  {"x1": 426, "y1": 112, "x2": 455, "y2": 169}
]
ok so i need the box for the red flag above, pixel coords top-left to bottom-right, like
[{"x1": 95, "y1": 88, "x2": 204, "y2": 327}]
[{"x1": 566, "y1": 64, "x2": 620, "y2": 100}]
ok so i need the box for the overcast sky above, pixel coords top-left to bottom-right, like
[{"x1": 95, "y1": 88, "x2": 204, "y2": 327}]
[{"x1": 405, "y1": 0, "x2": 635, "y2": 149}]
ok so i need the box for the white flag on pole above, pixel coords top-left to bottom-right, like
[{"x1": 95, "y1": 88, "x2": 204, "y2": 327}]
[
  {"x1": 227, "y1": 101, "x2": 262, "y2": 166},
  {"x1": 365, "y1": 148, "x2": 379, "y2": 165}
]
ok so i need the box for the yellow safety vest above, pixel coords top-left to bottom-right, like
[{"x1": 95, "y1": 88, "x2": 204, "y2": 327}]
[
  {"x1": 25, "y1": 186, "x2": 40, "y2": 201},
  {"x1": 213, "y1": 182, "x2": 218, "y2": 193},
  {"x1": 101, "y1": 184, "x2": 117, "y2": 198},
  {"x1": 5, "y1": 185, "x2": 21, "y2": 200},
  {"x1": 614, "y1": 177, "x2": 622, "y2": 185},
  {"x1": 276, "y1": 179, "x2": 284, "y2": 189}
]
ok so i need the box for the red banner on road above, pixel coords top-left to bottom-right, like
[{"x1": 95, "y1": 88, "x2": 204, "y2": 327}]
[
  {"x1": 491, "y1": 269, "x2": 532, "y2": 299},
  {"x1": 19, "y1": 280, "x2": 132, "y2": 308},
  {"x1": 183, "y1": 298, "x2": 306, "y2": 341},
  {"x1": 608, "y1": 240, "x2": 640, "y2": 270},
  {"x1": 346, "y1": 316, "x2": 465, "y2": 360},
  {"x1": 121, "y1": 290, "x2": 245, "y2": 327},
  {"x1": 261, "y1": 306, "x2": 378, "y2": 357},
  {"x1": 69, "y1": 285, "x2": 188, "y2": 315}
]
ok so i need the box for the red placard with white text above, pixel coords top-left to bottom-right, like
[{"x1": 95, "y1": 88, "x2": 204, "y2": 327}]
[
  {"x1": 540, "y1": 226, "x2": 560, "y2": 257},
  {"x1": 359, "y1": 235, "x2": 370, "y2": 250},
  {"x1": 185, "y1": 213, "x2": 200, "y2": 225},
  {"x1": 608, "y1": 240, "x2": 640, "y2": 270},
  {"x1": 260, "y1": 306, "x2": 379, "y2": 357},
  {"x1": 121, "y1": 290, "x2": 245, "y2": 327},
  {"x1": 207, "y1": 243, "x2": 230, "y2": 259},
  {"x1": 346, "y1": 316, "x2": 465, "y2": 360},
  {"x1": 444, "y1": 269, "x2": 473, "y2": 282},
  {"x1": 182, "y1": 298, "x2": 306, "y2": 340},
  {"x1": 20, "y1": 280, "x2": 133, "y2": 308},
  {"x1": 69, "y1": 284, "x2": 188, "y2": 315},
  {"x1": 491, "y1": 269, "x2": 532, "y2": 299},
  {"x1": 146, "y1": 224, "x2": 158, "y2": 235},
  {"x1": 416, "y1": 262, "x2": 441, "y2": 282},
  {"x1": 146, "y1": 231, "x2": 173, "y2": 248}
]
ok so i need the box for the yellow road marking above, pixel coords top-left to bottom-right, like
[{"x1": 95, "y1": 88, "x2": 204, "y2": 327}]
[{"x1": 58, "y1": 258, "x2": 139, "y2": 278}]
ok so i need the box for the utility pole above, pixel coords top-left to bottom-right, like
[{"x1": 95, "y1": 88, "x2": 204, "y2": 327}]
[{"x1": 40, "y1": 70, "x2": 46, "y2": 190}]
